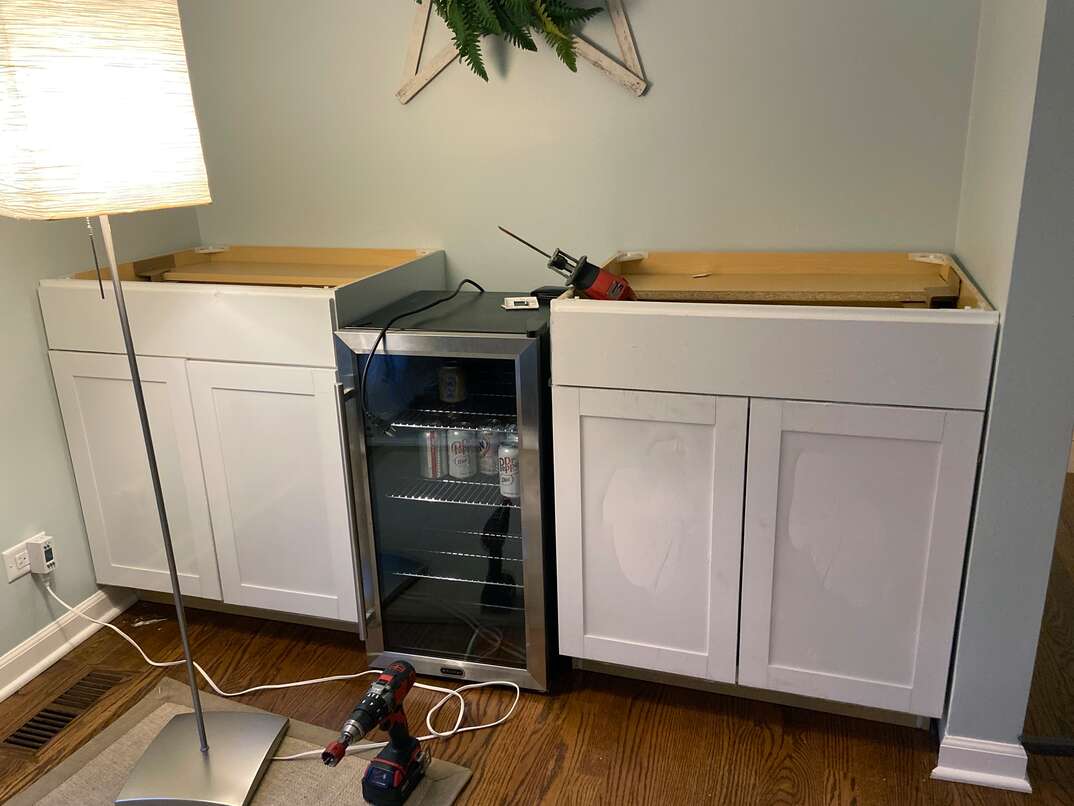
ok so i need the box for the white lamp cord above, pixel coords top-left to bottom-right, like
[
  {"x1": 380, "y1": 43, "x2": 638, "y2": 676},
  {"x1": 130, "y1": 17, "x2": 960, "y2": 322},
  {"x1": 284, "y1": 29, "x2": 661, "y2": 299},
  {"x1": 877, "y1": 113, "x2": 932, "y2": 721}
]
[{"x1": 44, "y1": 582, "x2": 520, "y2": 762}]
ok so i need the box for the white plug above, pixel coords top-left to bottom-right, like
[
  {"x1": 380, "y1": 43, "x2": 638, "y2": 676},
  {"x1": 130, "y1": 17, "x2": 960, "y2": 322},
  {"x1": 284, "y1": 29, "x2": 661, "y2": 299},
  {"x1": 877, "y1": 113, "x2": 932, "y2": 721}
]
[{"x1": 26, "y1": 534, "x2": 56, "y2": 575}]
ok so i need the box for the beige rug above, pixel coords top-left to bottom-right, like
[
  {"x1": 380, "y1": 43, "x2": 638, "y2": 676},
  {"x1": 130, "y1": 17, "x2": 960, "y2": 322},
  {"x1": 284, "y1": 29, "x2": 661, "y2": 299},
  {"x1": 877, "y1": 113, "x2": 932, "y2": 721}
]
[{"x1": 7, "y1": 677, "x2": 471, "y2": 806}]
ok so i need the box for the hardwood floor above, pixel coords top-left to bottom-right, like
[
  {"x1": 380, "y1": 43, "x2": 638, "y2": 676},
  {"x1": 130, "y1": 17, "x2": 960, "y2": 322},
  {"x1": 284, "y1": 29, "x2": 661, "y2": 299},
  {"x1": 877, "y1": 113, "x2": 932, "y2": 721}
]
[{"x1": 3, "y1": 475, "x2": 1074, "y2": 804}]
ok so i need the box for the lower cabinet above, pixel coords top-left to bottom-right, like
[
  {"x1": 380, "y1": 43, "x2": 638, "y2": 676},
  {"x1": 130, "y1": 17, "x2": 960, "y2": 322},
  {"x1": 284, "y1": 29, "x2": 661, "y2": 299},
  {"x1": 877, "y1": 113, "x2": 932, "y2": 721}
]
[
  {"x1": 554, "y1": 388, "x2": 983, "y2": 716},
  {"x1": 739, "y1": 399, "x2": 982, "y2": 717},
  {"x1": 50, "y1": 351, "x2": 221, "y2": 598},
  {"x1": 50, "y1": 350, "x2": 359, "y2": 623},
  {"x1": 187, "y1": 361, "x2": 358, "y2": 621},
  {"x1": 553, "y1": 387, "x2": 747, "y2": 682}
]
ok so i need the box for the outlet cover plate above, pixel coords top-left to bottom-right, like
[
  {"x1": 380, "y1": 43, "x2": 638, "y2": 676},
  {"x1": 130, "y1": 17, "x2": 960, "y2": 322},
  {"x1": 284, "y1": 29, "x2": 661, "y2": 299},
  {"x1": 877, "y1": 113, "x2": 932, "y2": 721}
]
[{"x1": 3, "y1": 540, "x2": 31, "y2": 582}]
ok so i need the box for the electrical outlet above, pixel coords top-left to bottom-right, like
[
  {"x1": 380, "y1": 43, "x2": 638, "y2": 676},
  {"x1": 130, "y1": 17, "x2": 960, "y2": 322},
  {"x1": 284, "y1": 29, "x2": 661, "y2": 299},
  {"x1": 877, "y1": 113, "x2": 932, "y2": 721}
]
[{"x1": 3, "y1": 541, "x2": 31, "y2": 583}]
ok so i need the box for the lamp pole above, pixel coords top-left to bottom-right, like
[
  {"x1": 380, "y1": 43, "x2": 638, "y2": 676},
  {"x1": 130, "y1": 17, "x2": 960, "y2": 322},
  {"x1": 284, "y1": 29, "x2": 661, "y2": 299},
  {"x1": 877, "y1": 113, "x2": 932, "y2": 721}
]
[{"x1": 99, "y1": 214, "x2": 208, "y2": 752}]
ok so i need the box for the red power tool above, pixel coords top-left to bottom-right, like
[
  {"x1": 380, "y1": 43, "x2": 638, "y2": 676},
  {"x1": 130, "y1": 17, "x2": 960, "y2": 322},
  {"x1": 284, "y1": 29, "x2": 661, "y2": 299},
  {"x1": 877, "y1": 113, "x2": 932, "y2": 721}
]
[
  {"x1": 499, "y1": 226, "x2": 637, "y2": 301},
  {"x1": 322, "y1": 660, "x2": 429, "y2": 805}
]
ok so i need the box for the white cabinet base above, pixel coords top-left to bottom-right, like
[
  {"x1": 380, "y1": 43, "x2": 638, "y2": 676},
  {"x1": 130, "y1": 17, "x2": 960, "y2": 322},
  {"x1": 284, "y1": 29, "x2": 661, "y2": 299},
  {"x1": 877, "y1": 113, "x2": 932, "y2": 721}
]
[{"x1": 574, "y1": 657, "x2": 931, "y2": 730}]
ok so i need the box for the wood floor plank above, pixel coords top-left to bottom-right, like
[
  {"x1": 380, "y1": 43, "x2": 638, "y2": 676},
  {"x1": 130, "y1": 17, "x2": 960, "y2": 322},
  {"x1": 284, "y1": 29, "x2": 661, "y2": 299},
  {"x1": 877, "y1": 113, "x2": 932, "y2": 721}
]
[
  {"x1": 0, "y1": 605, "x2": 1055, "y2": 806},
  {"x1": 1025, "y1": 522, "x2": 1074, "y2": 739},
  {"x1": 2, "y1": 478, "x2": 1074, "y2": 803}
]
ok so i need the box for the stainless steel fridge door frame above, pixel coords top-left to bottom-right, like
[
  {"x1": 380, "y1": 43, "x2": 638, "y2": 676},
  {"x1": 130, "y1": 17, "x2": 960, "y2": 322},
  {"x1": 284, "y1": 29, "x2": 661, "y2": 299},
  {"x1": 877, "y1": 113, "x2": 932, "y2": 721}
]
[{"x1": 335, "y1": 328, "x2": 549, "y2": 691}]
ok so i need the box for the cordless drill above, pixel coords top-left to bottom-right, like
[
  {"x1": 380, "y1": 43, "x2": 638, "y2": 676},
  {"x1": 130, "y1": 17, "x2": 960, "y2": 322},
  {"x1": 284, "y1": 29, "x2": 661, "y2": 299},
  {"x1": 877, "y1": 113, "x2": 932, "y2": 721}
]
[{"x1": 322, "y1": 660, "x2": 430, "y2": 805}]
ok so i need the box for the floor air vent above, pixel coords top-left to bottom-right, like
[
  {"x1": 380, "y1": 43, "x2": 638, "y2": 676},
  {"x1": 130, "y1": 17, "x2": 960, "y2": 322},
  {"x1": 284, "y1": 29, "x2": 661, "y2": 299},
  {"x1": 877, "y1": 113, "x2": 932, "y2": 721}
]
[
  {"x1": 52, "y1": 670, "x2": 128, "y2": 710},
  {"x1": 3, "y1": 708, "x2": 77, "y2": 751},
  {"x1": 2, "y1": 669, "x2": 131, "y2": 752}
]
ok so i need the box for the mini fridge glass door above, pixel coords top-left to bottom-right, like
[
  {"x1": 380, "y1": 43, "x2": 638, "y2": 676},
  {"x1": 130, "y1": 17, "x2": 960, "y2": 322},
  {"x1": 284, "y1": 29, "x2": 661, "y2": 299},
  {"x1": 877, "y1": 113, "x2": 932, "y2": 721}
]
[{"x1": 335, "y1": 330, "x2": 547, "y2": 690}]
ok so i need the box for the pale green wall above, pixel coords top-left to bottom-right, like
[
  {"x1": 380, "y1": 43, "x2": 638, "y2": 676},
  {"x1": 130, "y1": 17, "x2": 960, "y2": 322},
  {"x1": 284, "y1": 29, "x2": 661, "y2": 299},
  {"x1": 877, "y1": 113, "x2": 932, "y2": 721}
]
[
  {"x1": 954, "y1": 2, "x2": 1046, "y2": 313},
  {"x1": 179, "y1": 0, "x2": 982, "y2": 289},
  {"x1": 0, "y1": 210, "x2": 201, "y2": 657}
]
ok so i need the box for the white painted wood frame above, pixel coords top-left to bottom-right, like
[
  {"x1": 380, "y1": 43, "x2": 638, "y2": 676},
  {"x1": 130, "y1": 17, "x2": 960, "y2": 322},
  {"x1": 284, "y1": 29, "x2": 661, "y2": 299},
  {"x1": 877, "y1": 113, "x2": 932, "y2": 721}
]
[
  {"x1": 554, "y1": 387, "x2": 746, "y2": 682},
  {"x1": 49, "y1": 350, "x2": 221, "y2": 598},
  {"x1": 187, "y1": 361, "x2": 358, "y2": 621},
  {"x1": 739, "y1": 399, "x2": 983, "y2": 716}
]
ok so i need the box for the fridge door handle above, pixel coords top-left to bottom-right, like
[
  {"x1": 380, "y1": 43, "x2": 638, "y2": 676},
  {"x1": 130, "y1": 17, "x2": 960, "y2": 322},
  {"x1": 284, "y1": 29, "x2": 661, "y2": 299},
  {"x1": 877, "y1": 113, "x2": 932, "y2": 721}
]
[{"x1": 336, "y1": 381, "x2": 372, "y2": 632}]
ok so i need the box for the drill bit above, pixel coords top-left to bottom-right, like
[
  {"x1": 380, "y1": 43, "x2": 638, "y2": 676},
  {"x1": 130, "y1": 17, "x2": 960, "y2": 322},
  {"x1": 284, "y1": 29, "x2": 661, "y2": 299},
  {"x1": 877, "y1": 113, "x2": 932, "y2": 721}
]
[{"x1": 498, "y1": 226, "x2": 552, "y2": 260}]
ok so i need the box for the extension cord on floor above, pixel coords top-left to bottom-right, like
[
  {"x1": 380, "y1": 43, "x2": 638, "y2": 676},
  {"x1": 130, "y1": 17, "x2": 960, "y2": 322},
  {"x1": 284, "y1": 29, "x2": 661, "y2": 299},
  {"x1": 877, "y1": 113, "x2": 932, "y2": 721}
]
[{"x1": 42, "y1": 581, "x2": 520, "y2": 762}]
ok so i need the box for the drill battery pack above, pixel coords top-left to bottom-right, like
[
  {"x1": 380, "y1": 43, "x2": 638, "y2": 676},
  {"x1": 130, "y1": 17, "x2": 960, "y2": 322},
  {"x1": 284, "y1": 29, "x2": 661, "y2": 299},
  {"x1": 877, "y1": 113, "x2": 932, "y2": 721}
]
[{"x1": 361, "y1": 736, "x2": 431, "y2": 806}]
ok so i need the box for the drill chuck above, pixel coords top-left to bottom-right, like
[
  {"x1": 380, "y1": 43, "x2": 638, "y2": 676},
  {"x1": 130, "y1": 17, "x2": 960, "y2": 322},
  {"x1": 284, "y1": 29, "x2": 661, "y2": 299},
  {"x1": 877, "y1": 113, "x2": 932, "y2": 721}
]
[
  {"x1": 321, "y1": 716, "x2": 368, "y2": 766},
  {"x1": 321, "y1": 740, "x2": 347, "y2": 767}
]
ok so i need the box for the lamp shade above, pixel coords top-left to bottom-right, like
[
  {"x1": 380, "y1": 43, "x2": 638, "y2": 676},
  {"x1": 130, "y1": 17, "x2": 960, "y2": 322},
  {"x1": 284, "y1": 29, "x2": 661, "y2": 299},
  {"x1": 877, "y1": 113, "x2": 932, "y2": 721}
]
[{"x1": 0, "y1": 0, "x2": 210, "y2": 220}]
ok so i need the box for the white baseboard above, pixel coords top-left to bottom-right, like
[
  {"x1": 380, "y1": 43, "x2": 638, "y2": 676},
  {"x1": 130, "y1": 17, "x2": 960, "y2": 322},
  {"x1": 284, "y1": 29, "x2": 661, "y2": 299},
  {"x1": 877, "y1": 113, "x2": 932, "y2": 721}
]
[
  {"x1": 932, "y1": 734, "x2": 1032, "y2": 793},
  {"x1": 0, "y1": 587, "x2": 137, "y2": 704}
]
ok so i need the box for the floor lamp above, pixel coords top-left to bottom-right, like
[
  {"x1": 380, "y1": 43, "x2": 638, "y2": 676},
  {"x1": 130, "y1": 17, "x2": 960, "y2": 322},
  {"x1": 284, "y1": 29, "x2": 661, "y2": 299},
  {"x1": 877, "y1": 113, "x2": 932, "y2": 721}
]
[{"x1": 0, "y1": 2, "x2": 287, "y2": 804}]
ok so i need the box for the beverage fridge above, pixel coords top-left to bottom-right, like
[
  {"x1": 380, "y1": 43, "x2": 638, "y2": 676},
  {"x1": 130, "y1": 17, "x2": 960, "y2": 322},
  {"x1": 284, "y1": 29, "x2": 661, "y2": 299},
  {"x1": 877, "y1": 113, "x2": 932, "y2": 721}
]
[{"x1": 334, "y1": 291, "x2": 554, "y2": 690}]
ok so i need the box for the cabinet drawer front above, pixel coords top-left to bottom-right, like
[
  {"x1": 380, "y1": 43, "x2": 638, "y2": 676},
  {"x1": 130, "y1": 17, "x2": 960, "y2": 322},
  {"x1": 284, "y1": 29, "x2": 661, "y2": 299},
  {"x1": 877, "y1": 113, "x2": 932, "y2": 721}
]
[
  {"x1": 554, "y1": 387, "x2": 746, "y2": 682},
  {"x1": 739, "y1": 399, "x2": 983, "y2": 716},
  {"x1": 39, "y1": 280, "x2": 335, "y2": 367},
  {"x1": 551, "y1": 300, "x2": 997, "y2": 411}
]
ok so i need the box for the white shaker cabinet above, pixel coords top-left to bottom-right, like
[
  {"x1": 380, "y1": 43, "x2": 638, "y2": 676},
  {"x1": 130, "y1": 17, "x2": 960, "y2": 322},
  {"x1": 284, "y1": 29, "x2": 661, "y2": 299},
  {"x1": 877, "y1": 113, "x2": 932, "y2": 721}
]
[
  {"x1": 553, "y1": 387, "x2": 747, "y2": 682},
  {"x1": 738, "y1": 399, "x2": 983, "y2": 717},
  {"x1": 187, "y1": 361, "x2": 359, "y2": 622},
  {"x1": 41, "y1": 246, "x2": 447, "y2": 629},
  {"x1": 49, "y1": 351, "x2": 221, "y2": 599},
  {"x1": 550, "y1": 250, "x2": 998, "y2": 717}
]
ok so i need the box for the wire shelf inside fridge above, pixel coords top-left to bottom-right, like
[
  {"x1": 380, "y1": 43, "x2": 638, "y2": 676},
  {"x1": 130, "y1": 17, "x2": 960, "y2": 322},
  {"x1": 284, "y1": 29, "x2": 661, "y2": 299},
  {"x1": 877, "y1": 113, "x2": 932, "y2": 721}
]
[
  {"x1": 386, "y1": 477, "x2": 521, "y2": 509},
  {"x1": 391, "y1": 570, "x2": 523, "y2": 589},
  {"x1": 423, "y1": 526, "x2": 522, "y2": 542},
  {"x1": 391, "y1": 398, "x2": 517, "y2": 432}
]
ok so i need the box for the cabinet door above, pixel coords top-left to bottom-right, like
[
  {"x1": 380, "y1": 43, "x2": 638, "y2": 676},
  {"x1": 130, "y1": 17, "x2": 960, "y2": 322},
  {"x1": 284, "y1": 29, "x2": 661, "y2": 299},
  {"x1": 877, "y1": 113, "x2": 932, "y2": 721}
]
[
  {"x1": 554, "y1": 387, "x2": 747, "y2": 682},
  {"x1": 739, "y1": 399, "x2": 982, "y2": 716},
  {"x1": 187, "y1": 361, "x2": 358, "y2": 621},
  {"x1": 49, "y1": 351, "x2": 221, "y2": 598}
]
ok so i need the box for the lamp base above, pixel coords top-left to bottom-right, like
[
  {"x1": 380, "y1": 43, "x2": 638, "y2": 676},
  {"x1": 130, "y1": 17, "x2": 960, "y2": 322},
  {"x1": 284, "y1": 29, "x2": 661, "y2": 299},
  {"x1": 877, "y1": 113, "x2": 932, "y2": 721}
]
[{"x1": 115, "y1": 711, "x2": 289, "y2": 806}]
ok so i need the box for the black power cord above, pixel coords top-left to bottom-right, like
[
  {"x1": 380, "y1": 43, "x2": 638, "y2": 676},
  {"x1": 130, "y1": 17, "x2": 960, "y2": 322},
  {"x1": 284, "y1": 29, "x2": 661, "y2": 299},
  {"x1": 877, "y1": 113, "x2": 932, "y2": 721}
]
[{"x1": 359, "y1": 278, "x2": 486, "y2": 419}]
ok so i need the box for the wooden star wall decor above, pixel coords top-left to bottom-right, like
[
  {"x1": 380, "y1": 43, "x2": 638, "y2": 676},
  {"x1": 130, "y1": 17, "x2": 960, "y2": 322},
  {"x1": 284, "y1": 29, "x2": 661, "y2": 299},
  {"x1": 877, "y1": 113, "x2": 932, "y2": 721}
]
[{"x1": 397, "y1": 0, "x2": 648, "y2": 104}]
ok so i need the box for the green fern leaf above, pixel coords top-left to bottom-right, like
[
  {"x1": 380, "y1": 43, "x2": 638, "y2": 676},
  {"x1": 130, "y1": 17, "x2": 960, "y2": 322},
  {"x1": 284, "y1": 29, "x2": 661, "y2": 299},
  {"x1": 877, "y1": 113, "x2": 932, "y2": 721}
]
[
  {"x1": 546, "y1": 0, "x2": 601, "y2": 26},
  {"x1": 539, "y1": 27, "x2": 575, "y2": 71},
  {"x1": 442, "y1": 0, "x2": 489, "y2": 80},
  {"x1": 425, "y1": 0, "x2": 601, "y2": 78},
  {"x1": 472, "y1": 0, "x2": 503, "y2": 34},
  {"x1": 495, "y1": 6, "x2": 538, "y2": 51},
  {"x1": 532, "y1": 0, "x2": 568, "y2": 39}
]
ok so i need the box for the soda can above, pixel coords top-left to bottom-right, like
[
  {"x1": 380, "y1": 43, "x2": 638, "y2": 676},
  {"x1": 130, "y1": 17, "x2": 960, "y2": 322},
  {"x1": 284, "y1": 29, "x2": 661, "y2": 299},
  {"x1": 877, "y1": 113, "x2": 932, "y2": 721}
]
[
  {"x1": 447, "y1": 428, "x2": 476, "y2": 479},
  {"x1": 478, "y1": 426, "x2": 502, "y2": 476},
  {"x1": 498, "y1": 439, "x2": 520, "y2": 499},
  {"x1": 438, "y1": 365, "x2": 466, "y2": 404},
  {"x1": 418, "y1": 429, "x2": 447, "y2": 479}
]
